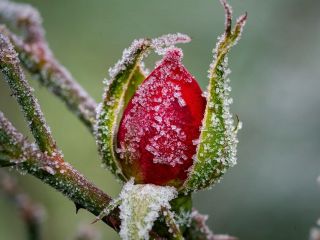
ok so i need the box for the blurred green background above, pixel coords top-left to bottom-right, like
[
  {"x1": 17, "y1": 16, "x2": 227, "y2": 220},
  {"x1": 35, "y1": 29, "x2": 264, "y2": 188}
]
[{"x1": 1, "y1": 0, "x2": 320, "y2": 239}]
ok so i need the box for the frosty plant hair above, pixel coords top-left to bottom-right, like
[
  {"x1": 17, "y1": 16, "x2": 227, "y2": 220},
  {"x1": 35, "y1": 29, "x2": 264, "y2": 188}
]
[{"x1": 0, "y1": 0, "x2": 246, "y2": 239}]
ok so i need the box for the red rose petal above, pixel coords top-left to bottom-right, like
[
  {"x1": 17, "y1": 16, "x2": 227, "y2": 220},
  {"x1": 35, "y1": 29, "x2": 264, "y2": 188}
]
[{"x1": 117, "y1": 48, "x2": 206, "y2": 187}]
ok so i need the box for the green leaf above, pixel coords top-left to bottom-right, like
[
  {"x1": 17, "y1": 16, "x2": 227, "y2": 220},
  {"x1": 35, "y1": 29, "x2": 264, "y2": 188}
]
[
  {"x1": 119, "y1": 180, "x2": 177, "y2": 240},
  {"x1": 184, "y1": 2, "x2": 247, "y2": 192}
]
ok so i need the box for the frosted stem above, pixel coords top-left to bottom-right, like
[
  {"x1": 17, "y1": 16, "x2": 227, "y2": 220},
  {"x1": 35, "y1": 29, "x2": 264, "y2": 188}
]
[
  {"x1": 0, "y1": 1, "x2": 97, "y2": 131},
  {"x1": 0, "y1": 111, "x2": 28, "y2": 167},
  {"x1": 0, "y1": 0, "x2": 44, "y2": 44},
  {"x1": 1, "y1": 110, "x2": 219, "y2": 239},
  {"x1": 0, "y1": 32, "x2": 57, "y2": 155},
  {"x1": 0, "y1": 111, "x2": 121, "y2": 231},
  {"x1": 161, "y1": 207, "x2": 184, "y2": 240}
]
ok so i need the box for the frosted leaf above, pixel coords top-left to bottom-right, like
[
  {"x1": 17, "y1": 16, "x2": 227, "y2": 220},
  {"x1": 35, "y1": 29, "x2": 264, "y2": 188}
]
[
  {"x1": 119, "y1": 180, "x2": 177, "y2": 240},
  {"x1": 108, "y1": 39, "x2": 151, "y2": 80},
  {"x1": 95, "y1": 39, "x2": 151, "y2": 181},
  {"x1": 184, "y1": 1, "x2": 247, "y2": 192}
]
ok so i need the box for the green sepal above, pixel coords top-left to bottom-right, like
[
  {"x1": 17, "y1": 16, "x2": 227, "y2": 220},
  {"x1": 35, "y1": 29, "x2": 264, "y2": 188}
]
[
  {"x1": 96, "y1": 39, "x2": 152, "y2": 181},
  {"x1": 124, "y1": 66, "x2": 146, "y2": 107},
  {"x1": 184, "y1": 2, "x2": 247, "y2": 192}
]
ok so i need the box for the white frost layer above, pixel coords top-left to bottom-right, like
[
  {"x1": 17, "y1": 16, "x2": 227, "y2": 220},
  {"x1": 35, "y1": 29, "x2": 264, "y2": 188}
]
[
  {"x1": 151, "y1": 33, "x2": 191, "y2": 55},
  {"x1": 119, "y1": 180, "x2": 177, "y2": 240}
]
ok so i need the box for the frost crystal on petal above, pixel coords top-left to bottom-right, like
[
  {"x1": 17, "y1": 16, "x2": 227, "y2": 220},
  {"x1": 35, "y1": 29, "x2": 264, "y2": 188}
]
[
  {"x1": 117, "y1": 47, "x2": 205, "y2": 186},
  {"x1": 119, "y1": 180, "x2": 177, "y2": 240},
  {"x1": 96, "y1": 34, "x2": 193, "y2": 182}
]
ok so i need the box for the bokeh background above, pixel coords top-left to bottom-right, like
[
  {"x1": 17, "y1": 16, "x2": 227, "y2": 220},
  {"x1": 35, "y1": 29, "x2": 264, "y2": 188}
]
[{"x1": 1, "y1": 0, "x2": 320, "y2": 239}]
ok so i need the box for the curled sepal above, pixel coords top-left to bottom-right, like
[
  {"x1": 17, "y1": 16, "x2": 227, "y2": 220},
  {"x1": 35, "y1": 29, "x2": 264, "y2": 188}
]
[
  {"x1": 95, "y1": 34, "x2": 191, "y2": 181},
  {"x1": 119, "y1": 180, "x2": 177, "y2": 240},
  {"x1": 184, "y1": 0, "x2": 247, "y2": 192},
  {"x1": 96, "y1": 39, "x2": 151, "y2": 180}
]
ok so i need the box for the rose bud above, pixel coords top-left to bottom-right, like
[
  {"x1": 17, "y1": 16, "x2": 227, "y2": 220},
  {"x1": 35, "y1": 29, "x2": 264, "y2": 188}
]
[
  {"x1": 94, "y1": 2, "x2": 247, "y2": 237},
  {"x1": 117, "y1": 48, "x2": 206, "y2": 187},
  {"x1": 96, "y1": 2, "x2": 247, "y2": 193}
]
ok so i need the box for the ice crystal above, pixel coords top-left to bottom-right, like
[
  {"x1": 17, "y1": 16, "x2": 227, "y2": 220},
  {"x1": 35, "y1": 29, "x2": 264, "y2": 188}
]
[
  {"x1": 119, "y1": 180, "x2": 177, "y2": 240},
  {"x1": 190, "y1": 210, "x2": 215, "y2": 239},
  {"x1": 108, "y1": 39, "x2": 150, "y2": 80},
  {"x1": 119, "y1": 48, "x2": 195, "y2": 167},
  {"x1": 151, "y1": 33, "x2": 191, "y2": 55},
  {"x1": 174, "y1": 210, "x2": 192, "y2": 228}
]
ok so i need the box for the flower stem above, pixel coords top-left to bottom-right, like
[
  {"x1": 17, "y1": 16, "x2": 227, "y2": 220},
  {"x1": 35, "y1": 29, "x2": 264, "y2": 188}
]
[
  {"x1": 0, "y1": 0, "x2": 97, "y2": 132},
  {"x1": 0, "y1": 32, "x2": 57, "y2": 155}
]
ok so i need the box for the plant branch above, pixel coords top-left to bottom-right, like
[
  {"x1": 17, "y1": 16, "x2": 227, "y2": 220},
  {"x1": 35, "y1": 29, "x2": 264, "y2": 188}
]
[
  {"x1": 0, "y1": 1, "x2": 238, "y2": 239},
  {"x1": 0, "y1": 1, "x2": 97, "y2": 131},
  {"x1": 0, "y1": 169, "x2": 45, "y2": 240},
  {"x1": 0, "y1": 110, "x2": 27, "y2": 167},
  {"x1": 1, "y1": 112, "x2": 219, "y2": 239},
  {"x1": 0, "y1": 32, "x2": 57, "y2": 154},
  {"x1": 0, "y1": 111, "x2": 121, "y2": 231},
  {"x1": 0, "y1": 0, "x2": 43, "y2": 44}
]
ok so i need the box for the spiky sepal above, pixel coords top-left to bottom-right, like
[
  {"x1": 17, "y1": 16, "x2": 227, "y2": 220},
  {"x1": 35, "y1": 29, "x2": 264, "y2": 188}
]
[{"x1": 184, "y1": 0, "x2": 247, "y2": 192}]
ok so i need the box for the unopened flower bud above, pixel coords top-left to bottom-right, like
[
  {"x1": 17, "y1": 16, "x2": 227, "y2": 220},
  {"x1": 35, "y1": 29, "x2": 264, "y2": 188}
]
[{"x1": 117, "y1": 48, "x2": 206, "y2": 187}]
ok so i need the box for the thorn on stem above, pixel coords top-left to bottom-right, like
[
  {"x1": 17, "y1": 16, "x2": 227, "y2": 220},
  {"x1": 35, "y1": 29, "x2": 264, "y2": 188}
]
[
  {"x1": 91, "y1": 217, "x2": 100, "y2": 225},
  {"x1": 75, "y1": 203, "x2": 82, "y2": 214}
]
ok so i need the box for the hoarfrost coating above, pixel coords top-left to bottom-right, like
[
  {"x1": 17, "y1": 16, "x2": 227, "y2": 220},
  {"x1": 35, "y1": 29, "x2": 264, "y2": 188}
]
[
  {"x1": 117, "y1": 48, "x2": 206, "y2": 187},
  {"x1": 119, "y1": 180, "x2": 177, "y2": 240}
]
